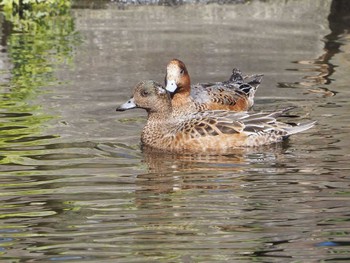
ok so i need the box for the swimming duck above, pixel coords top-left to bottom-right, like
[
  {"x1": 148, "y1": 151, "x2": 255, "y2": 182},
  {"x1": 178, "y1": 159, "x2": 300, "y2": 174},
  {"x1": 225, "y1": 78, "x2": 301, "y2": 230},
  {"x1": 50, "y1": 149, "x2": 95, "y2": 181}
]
[
  {"x1": 165, "y1": 59, "x2": 263, "y2": 114},
  {"x1": 116, "y1": 80, "x2": 315, "y2": 154}
]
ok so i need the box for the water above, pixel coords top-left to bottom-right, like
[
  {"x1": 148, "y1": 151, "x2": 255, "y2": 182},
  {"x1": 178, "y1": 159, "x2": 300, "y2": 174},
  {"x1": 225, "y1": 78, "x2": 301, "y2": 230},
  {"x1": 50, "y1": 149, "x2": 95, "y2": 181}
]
[{"x1": 1, "y1": 0, "x2": 350, "y2": 262}]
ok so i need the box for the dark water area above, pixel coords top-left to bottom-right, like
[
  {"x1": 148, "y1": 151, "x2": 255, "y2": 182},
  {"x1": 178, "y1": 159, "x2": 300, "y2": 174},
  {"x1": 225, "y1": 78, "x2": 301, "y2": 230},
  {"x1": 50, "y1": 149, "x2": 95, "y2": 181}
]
[{"x1": 1, "y1": 0, "x2": 350, "y2": 262}]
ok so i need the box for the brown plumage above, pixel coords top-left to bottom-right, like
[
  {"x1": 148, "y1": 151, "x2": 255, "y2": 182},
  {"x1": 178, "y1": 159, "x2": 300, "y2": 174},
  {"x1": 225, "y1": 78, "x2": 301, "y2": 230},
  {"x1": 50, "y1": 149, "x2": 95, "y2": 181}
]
[
  {"x1": 165, "y1": 59, "x2": 263, "y2": 114},
  {"x1": 116, "y1": 80, "x2": 315, "y2": 154}
]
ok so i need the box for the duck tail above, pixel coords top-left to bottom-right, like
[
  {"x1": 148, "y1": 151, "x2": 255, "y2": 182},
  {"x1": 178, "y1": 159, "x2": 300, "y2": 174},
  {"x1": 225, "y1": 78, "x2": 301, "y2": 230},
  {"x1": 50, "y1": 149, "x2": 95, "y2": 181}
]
[
  {"x1": 228, "y1": 68, "x2": 264, "y2": 96},
  {"x1": 229, "y1": 68, "x2": 244, "y2": 82},
  {"x1": 246, "y1": 74, "x2": 264, "y2": 90},
  {"x1": 267, "y1": 106, "x2": 297, "y2": 118},
  {"x1": 241, "y1": 74, "x2": 264, "y2": 95},
  {"x1": 284, "y1": 121, "x2": 316, "y2": 136}
]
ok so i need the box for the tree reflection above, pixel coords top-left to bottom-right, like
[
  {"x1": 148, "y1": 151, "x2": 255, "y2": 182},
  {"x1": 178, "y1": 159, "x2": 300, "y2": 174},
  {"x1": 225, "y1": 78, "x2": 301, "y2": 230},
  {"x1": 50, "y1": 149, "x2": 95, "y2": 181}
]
[{"x1": 0, "y1": 1, "x2": 81, "y2": 163}]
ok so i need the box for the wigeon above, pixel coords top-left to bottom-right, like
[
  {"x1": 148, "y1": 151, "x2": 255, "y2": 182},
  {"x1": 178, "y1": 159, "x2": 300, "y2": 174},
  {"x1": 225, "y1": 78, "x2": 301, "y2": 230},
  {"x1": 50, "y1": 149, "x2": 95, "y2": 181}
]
[
  {"x1": 116, "y1": 80, "x2": 315, "y2": 154},
  {"x1": 165, "y1": 59, "x2": 263, "y2": 114}
]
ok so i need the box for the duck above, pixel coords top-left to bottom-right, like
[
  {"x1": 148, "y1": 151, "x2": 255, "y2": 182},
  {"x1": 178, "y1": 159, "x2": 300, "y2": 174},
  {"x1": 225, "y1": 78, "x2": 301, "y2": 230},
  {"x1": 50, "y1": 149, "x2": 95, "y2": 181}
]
[
  {"x1": 116, "y1": 80, "x2": 315, "y2": 155},
  {"x1": 164, "y1": 59, "x2": 263, "y2": 114}
]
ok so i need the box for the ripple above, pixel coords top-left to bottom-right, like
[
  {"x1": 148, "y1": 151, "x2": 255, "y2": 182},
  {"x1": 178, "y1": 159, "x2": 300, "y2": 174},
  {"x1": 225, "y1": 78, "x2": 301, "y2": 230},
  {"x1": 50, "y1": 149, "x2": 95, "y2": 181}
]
[{"x1": 1, "y1": 1, "x2": 350, "y2": 262}]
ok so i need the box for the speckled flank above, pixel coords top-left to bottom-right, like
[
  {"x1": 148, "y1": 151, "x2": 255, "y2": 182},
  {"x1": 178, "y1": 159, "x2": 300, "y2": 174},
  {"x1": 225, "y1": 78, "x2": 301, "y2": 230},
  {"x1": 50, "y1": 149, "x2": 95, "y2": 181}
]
[
  {"x1": 116, "y1": 81, "x2": 316, "y2": 154},
  {"x1": 164, "y1": 59, "x2": 263, "y2": 114}
]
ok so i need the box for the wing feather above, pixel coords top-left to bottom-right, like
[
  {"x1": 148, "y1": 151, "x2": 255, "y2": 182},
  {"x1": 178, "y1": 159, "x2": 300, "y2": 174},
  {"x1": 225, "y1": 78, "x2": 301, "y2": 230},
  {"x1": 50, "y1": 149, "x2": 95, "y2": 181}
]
[{"x1": 171, "y1": 112, "x2": 244, "y2": 138}]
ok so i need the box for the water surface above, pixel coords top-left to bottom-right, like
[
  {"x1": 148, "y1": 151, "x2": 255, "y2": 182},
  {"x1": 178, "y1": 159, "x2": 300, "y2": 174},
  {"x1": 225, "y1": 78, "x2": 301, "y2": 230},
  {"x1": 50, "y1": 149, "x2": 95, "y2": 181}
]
[{"x1": 1, "y1": 0, "x2": 350, "y2": 262}]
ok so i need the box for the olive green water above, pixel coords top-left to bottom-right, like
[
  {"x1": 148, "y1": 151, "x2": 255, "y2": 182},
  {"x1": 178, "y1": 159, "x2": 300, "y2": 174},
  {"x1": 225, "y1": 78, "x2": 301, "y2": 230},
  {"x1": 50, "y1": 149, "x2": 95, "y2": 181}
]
[{"x1": 1, "y1": 0, "x2": 350, "y2": 262}]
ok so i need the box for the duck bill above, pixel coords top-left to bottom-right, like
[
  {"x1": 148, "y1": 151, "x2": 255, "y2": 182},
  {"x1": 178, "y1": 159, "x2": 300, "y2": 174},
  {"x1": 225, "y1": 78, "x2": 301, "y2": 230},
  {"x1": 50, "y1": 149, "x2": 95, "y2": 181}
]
[
  {"x1": 116, "y1": 98, "x2": 136, "y2": 111},
  {"x1": 165, "y1": 79, "x2": 178, "y2": 93}
]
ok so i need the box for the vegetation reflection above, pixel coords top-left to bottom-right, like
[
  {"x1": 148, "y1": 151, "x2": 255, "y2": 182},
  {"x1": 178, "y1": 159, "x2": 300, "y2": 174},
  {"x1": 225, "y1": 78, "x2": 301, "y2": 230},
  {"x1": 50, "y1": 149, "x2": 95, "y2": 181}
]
[{"x1": 0, "y1": 0, "x2": 80, "y2": 164}]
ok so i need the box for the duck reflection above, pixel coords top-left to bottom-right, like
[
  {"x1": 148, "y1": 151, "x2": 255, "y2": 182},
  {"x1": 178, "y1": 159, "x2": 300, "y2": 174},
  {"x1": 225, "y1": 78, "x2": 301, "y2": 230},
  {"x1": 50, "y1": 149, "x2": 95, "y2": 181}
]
[
  {"x1": 133, "y1": 140, "x2": 292, "y2": 206},
  {"x1": 131, "y1": 139, "x2": 327, "y2": 262},
  {"x1": 140, "y1": 141, "x2": 291, "y2": 174}
]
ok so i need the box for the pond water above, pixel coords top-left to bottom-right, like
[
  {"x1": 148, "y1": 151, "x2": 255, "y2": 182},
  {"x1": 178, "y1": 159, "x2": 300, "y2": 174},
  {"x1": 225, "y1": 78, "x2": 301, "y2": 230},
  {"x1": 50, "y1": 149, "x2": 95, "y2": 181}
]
[{"x1": 1, "y1": 0, "x2": 350, "y2": 262}]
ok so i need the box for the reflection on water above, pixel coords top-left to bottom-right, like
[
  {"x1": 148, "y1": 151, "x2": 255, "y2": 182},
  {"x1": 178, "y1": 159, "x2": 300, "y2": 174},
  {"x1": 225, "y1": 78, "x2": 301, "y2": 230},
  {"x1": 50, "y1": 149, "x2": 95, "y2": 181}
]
[
  {"x1": 0, "y1": 4, "x2": 80, "y2": 168},
  {"x1": 1, "y1": 0, "x2": 350, "y2": 262},
  {"x1": 283, "y1": 0, "x2": 350, "y2": 93}
]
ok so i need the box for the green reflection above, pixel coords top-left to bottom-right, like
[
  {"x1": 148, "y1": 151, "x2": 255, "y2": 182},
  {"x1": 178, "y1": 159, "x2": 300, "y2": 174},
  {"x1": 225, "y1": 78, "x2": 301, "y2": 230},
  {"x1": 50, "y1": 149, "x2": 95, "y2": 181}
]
[
  {"x1": 1, "y1": 0, "x2": 71, "y2": 31},
  {"x1": 0, "y1": 0, "x2": 81, "y2": 164}
]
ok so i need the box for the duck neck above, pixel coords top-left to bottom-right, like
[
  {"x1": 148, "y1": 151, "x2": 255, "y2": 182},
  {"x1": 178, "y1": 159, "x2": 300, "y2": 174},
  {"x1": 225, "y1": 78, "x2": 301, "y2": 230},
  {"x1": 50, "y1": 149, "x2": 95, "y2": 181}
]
[
  {"x1": 146, "y1": 100, "x2": 173, "y2": 122},
  {"x1": 172, "y1": 77, "x2": 191, "y2": 107},
  {"x1": 142, "y1": 104, "x2": 173, "y2": 147}
]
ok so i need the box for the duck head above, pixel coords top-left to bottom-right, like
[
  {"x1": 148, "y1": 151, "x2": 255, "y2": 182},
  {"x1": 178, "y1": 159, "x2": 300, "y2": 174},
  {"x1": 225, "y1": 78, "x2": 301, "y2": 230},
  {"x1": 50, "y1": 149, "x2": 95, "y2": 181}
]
[
  {"x1": 116, "y1": 80, "x2": 171, "y2": 113},
  {"x1": 165, "y1": 59, "x2": 191, "y2": 94}
]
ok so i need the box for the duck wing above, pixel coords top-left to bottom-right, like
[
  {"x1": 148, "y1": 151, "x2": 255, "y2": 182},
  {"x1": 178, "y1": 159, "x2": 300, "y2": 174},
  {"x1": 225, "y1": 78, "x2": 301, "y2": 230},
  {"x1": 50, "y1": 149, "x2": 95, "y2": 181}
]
[
  {"x1": 172, "y1": 108, "x2": 315, "y2": 139},
  {"x1": 171, "y1": 110, "x2": 246, "y2": 139},
  {"x1": 190, "y1": 69, "x2": 263, "y2": 108},
  {"x1": 190, "y1": 85, "x2": 248, "y2": 106}
]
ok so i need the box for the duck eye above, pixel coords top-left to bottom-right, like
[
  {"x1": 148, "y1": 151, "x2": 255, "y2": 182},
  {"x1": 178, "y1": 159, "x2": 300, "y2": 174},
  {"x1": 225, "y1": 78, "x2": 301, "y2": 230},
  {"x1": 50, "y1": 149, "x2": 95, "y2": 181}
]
[
  {"x1": 140, "y1": 90, "x2": 150, "y2": 97},
  {"x1": 180, "y1": 69, "x2": 184, "y2": 75}
]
